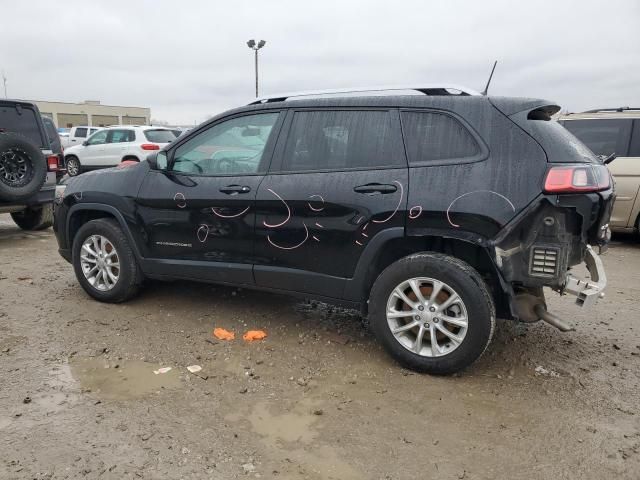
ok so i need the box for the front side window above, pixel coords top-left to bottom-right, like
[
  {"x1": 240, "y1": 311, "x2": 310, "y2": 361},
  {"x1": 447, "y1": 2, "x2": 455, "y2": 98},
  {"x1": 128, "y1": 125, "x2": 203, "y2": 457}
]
[
  {"x1": 171, "y1": 113, "x2": 279, "y2": 175},
  {"x1": 86, "y1": 130, "x2": 108, "y2": 145},
  {"x1": 75, "y1": 127, "x2": 88, "y2": 138},
  {"x1": 401, "y1": 111, "x2": 480, "y2": 164},
  {"x1": 281, "y1": 110, "x2": 397, "y2": 171},
  {"x1": 562, "y1": 118, "x2": 632, "y2": 157}
]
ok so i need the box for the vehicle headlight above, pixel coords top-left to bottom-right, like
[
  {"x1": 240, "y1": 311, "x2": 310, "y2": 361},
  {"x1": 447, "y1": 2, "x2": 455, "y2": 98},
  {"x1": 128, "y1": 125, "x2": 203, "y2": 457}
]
[{"x1": 54, "y1": 184, "x2": 67, "y2": 204}]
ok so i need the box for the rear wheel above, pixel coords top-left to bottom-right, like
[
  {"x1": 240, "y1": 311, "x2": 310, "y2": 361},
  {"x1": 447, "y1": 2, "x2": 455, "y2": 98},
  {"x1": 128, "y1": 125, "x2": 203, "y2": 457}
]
[
  {"x1": 369, "y1": 252, "x2": 495, "y2": 375},
  {"x1": 72, "y1": 218, "x2": 142, "y2": 302},
  {"x1": 11, "y1": 204, "x2": 53, "y2": 230},
  {"x1": 66, "y1": 156, "x2": 81, "y2": 176}
]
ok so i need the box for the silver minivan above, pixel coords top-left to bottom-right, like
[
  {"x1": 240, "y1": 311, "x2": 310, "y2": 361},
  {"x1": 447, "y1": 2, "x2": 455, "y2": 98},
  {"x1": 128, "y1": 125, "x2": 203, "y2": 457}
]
[{"x1": 560, "y1": 108, "x2": 640, "y2": 235}]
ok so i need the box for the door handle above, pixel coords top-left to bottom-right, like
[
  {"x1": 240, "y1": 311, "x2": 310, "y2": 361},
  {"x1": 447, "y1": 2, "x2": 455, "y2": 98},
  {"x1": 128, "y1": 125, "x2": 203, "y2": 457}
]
[
  {"x1": 219, "y1": 185, "x2": 251, "y2": 195},
  {"x1": 353, "y1": 183, "x2": 398, "y2": 195}
]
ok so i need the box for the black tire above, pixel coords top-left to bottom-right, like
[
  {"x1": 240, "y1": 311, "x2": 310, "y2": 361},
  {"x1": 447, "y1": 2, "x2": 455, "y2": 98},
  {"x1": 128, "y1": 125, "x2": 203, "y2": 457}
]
[
  {"x1": 66, "y1": 156, "x2": 81, "y2": 176},
  {"x1": 11, "y1": 204, "x2": 53, "y2": 230},
  {"x1": 72, "y1": 218, "x2": 142, "y2": 303},
  {"x1": 369, "y1": 252, "x2": 495, "y2": 375},
  {"x1": 0, "y1": 132, "x2": 47, "y2": 201}
]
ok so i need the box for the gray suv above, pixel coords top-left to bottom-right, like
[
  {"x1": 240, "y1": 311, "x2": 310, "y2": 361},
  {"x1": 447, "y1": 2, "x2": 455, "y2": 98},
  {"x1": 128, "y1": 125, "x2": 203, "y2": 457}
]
[{"x1": 0, "y1": 99, "x2": 58, "y2": 230}]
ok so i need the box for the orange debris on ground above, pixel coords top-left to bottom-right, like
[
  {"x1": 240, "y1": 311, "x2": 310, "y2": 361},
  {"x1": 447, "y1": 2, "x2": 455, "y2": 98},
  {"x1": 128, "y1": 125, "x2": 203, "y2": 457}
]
[
  {"x1": 243, "y1": 330, "x2": 267, "y2": 342},
  {"x1": 213, "y1": 328, "x2": 235, "y2": 341}
]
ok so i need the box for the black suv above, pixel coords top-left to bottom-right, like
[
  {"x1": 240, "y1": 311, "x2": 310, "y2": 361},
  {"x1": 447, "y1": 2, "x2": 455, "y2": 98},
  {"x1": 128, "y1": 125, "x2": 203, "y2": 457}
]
[
  {"x1": 1, "y1": 100, "x2": 59, "y2": 230},
  {"x1": 53, "y1": 87, "x2": 613, "y2": 374}
]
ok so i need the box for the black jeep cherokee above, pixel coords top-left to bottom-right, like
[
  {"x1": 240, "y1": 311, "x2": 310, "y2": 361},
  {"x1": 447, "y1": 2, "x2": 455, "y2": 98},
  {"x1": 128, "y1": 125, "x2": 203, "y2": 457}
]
[{"x1": 53, "y1": 87, "x2": 613, "y2": 374}]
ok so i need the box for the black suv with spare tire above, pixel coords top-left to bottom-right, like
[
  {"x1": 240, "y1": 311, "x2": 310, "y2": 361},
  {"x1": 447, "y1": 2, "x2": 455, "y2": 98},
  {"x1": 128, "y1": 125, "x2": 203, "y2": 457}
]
[
  {"x1": 1, "y1": 99, "x2": 60, "y2": 230},
  {"x1": 53, "y1": 86, "x2": 614, "y2": 374}
]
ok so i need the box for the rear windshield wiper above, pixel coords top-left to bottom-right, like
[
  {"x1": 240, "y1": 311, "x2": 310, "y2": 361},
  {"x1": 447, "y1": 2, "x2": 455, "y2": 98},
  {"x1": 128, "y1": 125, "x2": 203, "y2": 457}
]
[{"x1": 598, "y1": 152, "x2": 617, "y2": 165}]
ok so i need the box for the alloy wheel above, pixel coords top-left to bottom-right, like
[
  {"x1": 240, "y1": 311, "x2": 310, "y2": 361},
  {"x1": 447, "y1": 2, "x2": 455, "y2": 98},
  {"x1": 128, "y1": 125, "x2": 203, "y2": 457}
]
[
  {"x1": 386, "y1": 277, "x2": 468, "y2": 357},
  {"x1": 80, "y1": 235, "x2": 120, "y2": 291},
  {"x1": 67, "y1": 158, "x2": 79, "y2": 176}
]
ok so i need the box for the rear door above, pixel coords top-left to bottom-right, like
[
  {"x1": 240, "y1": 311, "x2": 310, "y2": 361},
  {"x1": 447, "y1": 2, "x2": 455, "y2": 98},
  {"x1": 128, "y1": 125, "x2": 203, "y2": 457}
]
[
  {"x1": 253, "y1": 108, "x2": 408, "y2": 298},
  {"x1": 104, "y1": 128, "x2": 134, "y2": 165},
  {"x1": 135, "y1": 111, "x2": 283, "y2": 284}
]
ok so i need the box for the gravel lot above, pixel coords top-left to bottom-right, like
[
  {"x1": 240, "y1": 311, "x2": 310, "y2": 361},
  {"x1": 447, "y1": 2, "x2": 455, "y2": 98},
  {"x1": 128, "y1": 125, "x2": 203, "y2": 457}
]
[{"x1": 1, "y1": 213, "x2": 639, "y2": 479}]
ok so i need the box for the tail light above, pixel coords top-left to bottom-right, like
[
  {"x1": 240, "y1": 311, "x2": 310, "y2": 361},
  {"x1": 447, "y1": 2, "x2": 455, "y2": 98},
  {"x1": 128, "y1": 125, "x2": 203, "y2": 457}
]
[
  {"x1": 544, "y1": 164, "x2": 610, "y2": 193},
  {"x1": 141, "y1": 143, "x2": 160, "y2": 151},
  {"x1": 46, "y1": 154, "x2": 59, "y2": 171}
]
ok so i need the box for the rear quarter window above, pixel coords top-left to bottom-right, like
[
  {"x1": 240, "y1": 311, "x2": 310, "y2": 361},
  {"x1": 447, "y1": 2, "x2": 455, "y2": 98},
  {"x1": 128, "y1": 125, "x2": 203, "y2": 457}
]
[
  {"x1": 562, "y1": 118, "x2": 632, "y2": 157},
  {"x1": 401, "y1": 111, "x2": 480, "y2": 165},
  {"x1": 144, "y1": 129, "x2": 176, "y2": 143},
  {"x1": 0, "y1": 104, "x2": 46, "y2": 148}
]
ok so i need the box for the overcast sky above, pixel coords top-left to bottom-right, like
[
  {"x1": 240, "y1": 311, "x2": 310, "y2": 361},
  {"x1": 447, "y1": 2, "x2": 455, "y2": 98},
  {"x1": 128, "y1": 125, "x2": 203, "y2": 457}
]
[{"x1": 1, "y1": 0, "x2": 638, "y2": 125}]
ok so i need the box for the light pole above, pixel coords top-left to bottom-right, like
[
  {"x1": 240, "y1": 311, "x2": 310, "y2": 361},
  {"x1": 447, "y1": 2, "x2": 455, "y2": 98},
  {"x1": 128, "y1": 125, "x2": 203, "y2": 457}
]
[{"x1": 247, "y1": 39, "x2": 266, "y2": 98}]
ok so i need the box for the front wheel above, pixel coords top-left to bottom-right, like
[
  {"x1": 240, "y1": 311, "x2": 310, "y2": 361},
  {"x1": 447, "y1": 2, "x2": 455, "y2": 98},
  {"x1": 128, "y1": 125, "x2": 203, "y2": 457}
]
[
  {"x1": 72, "y1": 218, "x2": 142, "y2": 303},
  {"x1": 66, "y1": 156, "x2": 81, "y2": 176},
  {"x1": 369, "y1": 252, "x2": 495, "y2": 375}
]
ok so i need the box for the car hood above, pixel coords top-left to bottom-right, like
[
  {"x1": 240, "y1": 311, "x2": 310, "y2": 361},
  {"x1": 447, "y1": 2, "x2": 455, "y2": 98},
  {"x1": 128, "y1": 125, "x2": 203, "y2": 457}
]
[{"x1": 65, "y1": 144, "x2": 83, "y2": 155}]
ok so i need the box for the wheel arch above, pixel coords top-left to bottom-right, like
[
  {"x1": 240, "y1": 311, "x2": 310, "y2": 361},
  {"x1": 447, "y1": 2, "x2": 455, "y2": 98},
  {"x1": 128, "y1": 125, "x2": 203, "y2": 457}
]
[
  {"x1": 345, "y1": 230, "x2": 512, "y2": 318},
  {"x1": 67, "y1": 203, "x2": 143, "y2": 261},
  {"x1": 121, "y1": 155, "x2": 140, "y2": 162}
]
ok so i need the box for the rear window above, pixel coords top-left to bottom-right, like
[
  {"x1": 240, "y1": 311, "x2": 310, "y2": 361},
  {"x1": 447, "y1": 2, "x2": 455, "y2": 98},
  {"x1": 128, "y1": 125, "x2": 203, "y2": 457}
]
[
  {"x1": 0, "y1": 104, "x2": 46, "y2": 148},
  {"x1": 144, "y1": 129, "x2": 175, "y2": 143},
  {"x1": 281, "y1": 110, "x2": 400, "y2": 171},
  {"x1": 401, "y1": 111, "x2": 480, "y2": 164},
  {"x1": 562, "y1": 118, "x2": 632, "y2": 157}
]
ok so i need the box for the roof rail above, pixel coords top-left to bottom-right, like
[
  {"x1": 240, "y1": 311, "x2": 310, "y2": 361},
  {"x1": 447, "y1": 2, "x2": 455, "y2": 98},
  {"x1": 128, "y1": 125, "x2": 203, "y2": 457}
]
[
  {"x1": 582, "y1": 107, "x2": 640, "y2": 113},
  {"x1": 248, "y1": 84, "x2": 481, "y2": 105}
]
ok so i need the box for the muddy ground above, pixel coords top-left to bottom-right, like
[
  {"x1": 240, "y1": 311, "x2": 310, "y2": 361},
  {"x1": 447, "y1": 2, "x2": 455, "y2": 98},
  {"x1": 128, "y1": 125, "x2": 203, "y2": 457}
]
[{"x1": 0, "y1": 212, "x2": 639, "y2": 479}]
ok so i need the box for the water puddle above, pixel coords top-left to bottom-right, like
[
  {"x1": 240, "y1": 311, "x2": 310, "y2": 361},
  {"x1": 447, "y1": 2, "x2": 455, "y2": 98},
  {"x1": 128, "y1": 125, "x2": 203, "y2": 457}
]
[
  {"x1": 248, "y1": 401, "x2": 320, "y2": 444},
  {"x1": 70, "y1": 357, "x2": 181, "y2": 401},
  {"x1": 243, "y1": 401, "x2": 363, "y2": 479}
]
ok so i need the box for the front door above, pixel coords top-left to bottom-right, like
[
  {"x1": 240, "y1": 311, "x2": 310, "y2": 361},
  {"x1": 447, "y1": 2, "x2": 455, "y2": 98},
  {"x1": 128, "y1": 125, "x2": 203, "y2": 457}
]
[
  {"x1": 253, "y1": 108, "x2": 408, "y2": 298},
  {"x1": 135, "y1": 111, "x2": 283, "y2": 285},
  {"x1": 82, "y1": 129, "x2": 108, "y2": 166}
]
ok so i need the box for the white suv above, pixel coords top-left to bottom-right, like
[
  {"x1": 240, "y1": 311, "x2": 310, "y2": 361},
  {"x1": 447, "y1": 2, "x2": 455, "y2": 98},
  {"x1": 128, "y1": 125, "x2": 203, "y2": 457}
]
[{"x1": 64, "y1": 126, "x2": 175, "y2": 176}]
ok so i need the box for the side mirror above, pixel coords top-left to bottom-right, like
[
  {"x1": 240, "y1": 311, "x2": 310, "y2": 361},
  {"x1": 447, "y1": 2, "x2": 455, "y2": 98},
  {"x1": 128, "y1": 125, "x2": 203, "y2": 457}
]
[
  {"x1": 147, "y1": 151, "x2": 168, "y2": 170},
  {"x1": 82, "y1": 141, "x2": 88, "y2": 146}
]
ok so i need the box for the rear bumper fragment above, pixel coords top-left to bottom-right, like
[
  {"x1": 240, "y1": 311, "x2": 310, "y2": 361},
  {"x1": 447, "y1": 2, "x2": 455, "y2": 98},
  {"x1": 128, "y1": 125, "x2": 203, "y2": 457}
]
[{"x1": 562, "y1": 245, "x2": 607, "y2": 307}]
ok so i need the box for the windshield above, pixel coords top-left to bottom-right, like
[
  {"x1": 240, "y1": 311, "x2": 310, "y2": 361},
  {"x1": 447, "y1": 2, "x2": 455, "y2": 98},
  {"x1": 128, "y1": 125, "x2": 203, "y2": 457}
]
[{"x1": 144, "y1": 129, "x2": 175, "y2": 143}]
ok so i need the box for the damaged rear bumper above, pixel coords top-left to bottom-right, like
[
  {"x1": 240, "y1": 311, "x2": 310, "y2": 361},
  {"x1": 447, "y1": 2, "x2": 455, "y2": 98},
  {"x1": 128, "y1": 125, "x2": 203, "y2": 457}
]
[{"x1": 562, "y1": 245, "x2": 607, "y2": 307}]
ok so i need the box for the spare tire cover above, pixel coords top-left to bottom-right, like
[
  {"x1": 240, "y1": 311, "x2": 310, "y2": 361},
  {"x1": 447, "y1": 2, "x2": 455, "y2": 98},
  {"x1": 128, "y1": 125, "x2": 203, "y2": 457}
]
[{"x1": 0, "y1": 132, "x2": 47, "y2": 202}]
